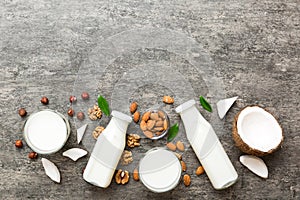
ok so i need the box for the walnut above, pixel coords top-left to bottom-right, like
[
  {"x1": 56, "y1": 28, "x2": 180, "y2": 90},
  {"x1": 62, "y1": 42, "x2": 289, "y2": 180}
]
[
  {"x1": 126, "y1": 134, "x2": 141, "y2": 148},
  {"x1": 88, "y1": 105, "x2": 102, "y2": 120},
  {"x1": 115, "y1": 169, "x2": 129, "y2": 185},
  {"x1": 120, "y1": 150, "x2": 133, "y2": 165},
  {"x1": 92, "y1": 126, "x2": 105, "y2": 139}
]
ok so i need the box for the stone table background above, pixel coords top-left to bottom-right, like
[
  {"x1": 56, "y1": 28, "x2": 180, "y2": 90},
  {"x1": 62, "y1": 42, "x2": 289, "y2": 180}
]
[{"x1": 0, "y1": 0, "x2": 299, "y2": 199}]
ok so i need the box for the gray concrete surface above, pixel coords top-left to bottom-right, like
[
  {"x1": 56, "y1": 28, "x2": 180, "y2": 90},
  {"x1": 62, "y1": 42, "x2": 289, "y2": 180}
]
[{"x1": 0, "y1": 0, "x2": 299, "y2": 199}]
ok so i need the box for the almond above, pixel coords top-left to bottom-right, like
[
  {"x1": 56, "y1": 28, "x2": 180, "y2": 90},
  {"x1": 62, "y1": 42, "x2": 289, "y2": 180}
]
[
  {"x1": 195, "y1": 166, "x2": 205, "y2": 176},
  {"x1": 163, "y1": 119, "x2": 168, "y2": 130},
  {"x1": 146, "y1": 120, "x2": 155, "y2": 130},
  {"x1": 163, "y1": 96, "x2": 174, "y2": 104},
  {"x1": 166, "y1": 142, "x2": 176, "y2": 151},
  {"x1": 142, "y1": 111, "x2": 151, "y2": 121},
  {"x1": 183, "y1": 174, "x2": 191, "y2": 186},
  {"x1": 154, "y1": 126, "x2": 164, "y2": 132},
  {"x1": 150, "y1": 112, "x2": 159, "y2": 121},
  {"x1": 176, "y1": 141, "x2": 185, "y2": 152},
  {"x1": 130, "y1": 102, "x2": 138, "y2": 114},
  {"x1": 155, "y1": 120, "x2": 163, "y2": 127},
  {"x1": 174, "y1": 152, "x2": 182, "y2": 160},
  {"x1": 181, "y1": 161, "x2": 187, "y2": 172},
  {"x1": 140, "y1": 120, "x2": 147, "y2": 131},
  {"x1": 133, "y1": 168, "x2": 139, "y2": 181},
  {"x1": 158, "y1": 110, "x2": 165, "y2": 119},
  {"x1": 155, "y1": 131, "x2": 163, "y2": 136},
  {"x1": 144, "y1": 131, "x2": 153, "y2": 139},
  {"x1": 133, "y1": 111, "x2": 140, "y2": 123}
]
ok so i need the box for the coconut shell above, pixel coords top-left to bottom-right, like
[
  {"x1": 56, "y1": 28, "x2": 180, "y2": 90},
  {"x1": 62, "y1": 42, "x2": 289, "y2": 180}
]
[{"x1": 232, "y1": 105, "x2": 283, "y2": 157}]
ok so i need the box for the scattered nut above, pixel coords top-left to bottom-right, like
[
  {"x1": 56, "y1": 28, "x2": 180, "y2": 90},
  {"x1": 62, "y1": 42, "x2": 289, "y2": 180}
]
[
  {"x1": 40, "y1": 96, "x2": 49, "y2": 105},
  {"x1": 174, "y1": 152, "x2": 182, "y2": 160},
  {"x1": 127, "y1": 134, "x2": 141, "y2": 148},
  {"x1": 183, "y1": 174, "x2": 191, "y2": 186},
  {"x1": 163, "y1": 96, "x2": 174, "y2": 104},
  {"x1": 166, "y1": 142, "x2": 176, "y2": 151},
  {"x1": 181, "y1": 161, "x2": 187, "y2": 172},
  {"x1": 142, "y1": 111, "x2": 150, "y2": 121},
  {"x1": 195, "y1": 166, "x2": 205, "y2": 176},
  {"x1": 69, "y1": 96, "x2": 77, "y2": 103},
  {"x1": 92, "y1": 126, "x2": 105, "y2": 139},
  {"x1": 133, "y1": 111, "x2": 140, "y2": 123},
  {"x1": 28, "y1": 152, "x2": 38, "y2": 159},
  {"x1": 88, "y1": 105, "x2": 102, "y2": 120},
  {"x1": 176, "y1": 141, "x2": 185, "y2": 152},
  {"x1": 81, "y1": 92, "x2": 89, "y2": 100},
  {"x1": 15, "y1": 140, "x2": 23, "y2": 148},
  {"x1": 18, "y1": 108, "x2": 27, "y2": 117},
  {"x1": 77, "y1": 112, "x2": 85, "y2": 120},
  {"x1": 120, "y1": 150, "x2": 133, "y2": 165},
  {"x1": 115, "y1": 169, "x2": 130, "y2": 185},
  {"x1": 67, "y1": 108, "x2": 74, "y2": 117},
  {"x1": 130, "y1": 102, "x2": 138, "y2": 114},
  {"x1": 133, "y1": 168, "x2": 139, "y2": 181}
]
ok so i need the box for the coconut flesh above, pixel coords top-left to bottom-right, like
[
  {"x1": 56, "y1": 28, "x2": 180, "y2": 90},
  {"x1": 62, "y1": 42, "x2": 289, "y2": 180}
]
[{"x1": 233, "y1": 106, "x2": 283, "y2": 156}]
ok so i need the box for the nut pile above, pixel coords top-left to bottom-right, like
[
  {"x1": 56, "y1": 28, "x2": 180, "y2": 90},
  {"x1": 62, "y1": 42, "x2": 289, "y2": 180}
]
[
  {"x1": 127, "y1": 134, "x2": 141, "y2": 148},
  {"x1": 140, "y1": 110, "x2": 169, "y2": 139},
  {"x1": 88, "y1": 105, "x2": 102, "y2": 120}
]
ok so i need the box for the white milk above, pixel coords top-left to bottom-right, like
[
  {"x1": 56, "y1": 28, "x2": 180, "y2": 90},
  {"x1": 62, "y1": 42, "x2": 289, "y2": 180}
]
[
  {"x1": 83, "y1": 111, "x2": 132, "y2": 188},
  {"x1": 139, "y1": 148, "x2": 181, "y2": 193},
  {"x1": 23, "y1": 110, "x2": 70, "y2": 154},
  {"x1": 176, "y1": 100, "x2": 238, "y2": 190}
]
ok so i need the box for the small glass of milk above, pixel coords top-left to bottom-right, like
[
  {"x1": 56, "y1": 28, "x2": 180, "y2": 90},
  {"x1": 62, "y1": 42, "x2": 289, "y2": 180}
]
[{"x1": 23, "y1": 110, "x2": 70, "y2": 154}]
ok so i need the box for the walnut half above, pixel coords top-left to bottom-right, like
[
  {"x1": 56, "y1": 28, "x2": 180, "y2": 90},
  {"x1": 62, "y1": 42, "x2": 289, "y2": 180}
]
[
  {"x1": 115, "y1": 169, "x2": 129, "y2": 185},
  {"x1": 120, "y1": 150, "x2": 133, "y2": 165}
]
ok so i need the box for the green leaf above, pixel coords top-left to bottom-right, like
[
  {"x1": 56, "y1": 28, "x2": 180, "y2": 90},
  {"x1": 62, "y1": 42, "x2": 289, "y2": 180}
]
[
  {"x1": 98, "y1": 95, "x2": 110, "y2": 116},
  {"x1": 167, "y1": 123, "x2": 179, "y2": 142},
  {"x1": 199, "y1": 96, "x2": 212, "y2": 112}
]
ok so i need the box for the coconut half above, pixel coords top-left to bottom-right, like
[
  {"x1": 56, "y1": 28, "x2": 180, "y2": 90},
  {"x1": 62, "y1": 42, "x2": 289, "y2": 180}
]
[{"x1": 232, "y1": 106, "x2": 283, "y2": 156}]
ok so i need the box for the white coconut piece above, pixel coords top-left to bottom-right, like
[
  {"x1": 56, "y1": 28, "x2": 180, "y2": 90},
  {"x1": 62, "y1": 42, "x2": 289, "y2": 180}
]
[
  {"x1": 41, "y1": 158, "x2": 61, "y2": 183},
  {"x1": 217, "y1": 96, "x2": 238, "y2": 119},
  {"x1": 240, "y1": 155, "x2": 268, "y2": 178},
  {"x1": 77, "y1": 124, "x2": 87, "y2": 144},
  {"x1": 62, "y1": 148, "x2": 87, "y2": 161}
]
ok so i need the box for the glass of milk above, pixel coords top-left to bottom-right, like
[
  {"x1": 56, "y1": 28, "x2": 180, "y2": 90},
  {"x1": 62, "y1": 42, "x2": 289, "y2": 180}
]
[{"x1": 23, "y1": 110, "x2": 70, "y2": 154}]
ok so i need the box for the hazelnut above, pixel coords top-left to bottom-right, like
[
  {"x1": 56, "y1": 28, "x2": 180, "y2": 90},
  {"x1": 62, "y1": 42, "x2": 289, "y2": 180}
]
[
  {"x1": 77, "y1": 112, "x2": 85, "y2": 120},
  {"x1": 15, "y1": 140, "x2": 23, "y2": 148},
  {"x1": 18, "y1": 108, "x2": 27, "y2": 117},
  {"x1": 67, "y1": 108, "x2": 74, "y2": 117},
  {"x1": 69, "y1": 96, "x2": 77, "y2": 103},
  {"x1": 28, "y1": 152, "x2": 38, "y2": 159},
  {"x1": 40, "y1": 96, "x2": 49, "y2": 105},
  {"x1": 81, "y1": 92, "x2": 89, "y2": 100}
]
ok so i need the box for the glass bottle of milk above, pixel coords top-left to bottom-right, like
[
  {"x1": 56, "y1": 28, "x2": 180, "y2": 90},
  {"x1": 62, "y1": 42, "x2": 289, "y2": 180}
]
[
  {"x1": 83, "y1": 111, "x2": 132, "y2": 188},
  {"x1": 176, "y1": 100, "x2": 238, "y2": 190}
]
